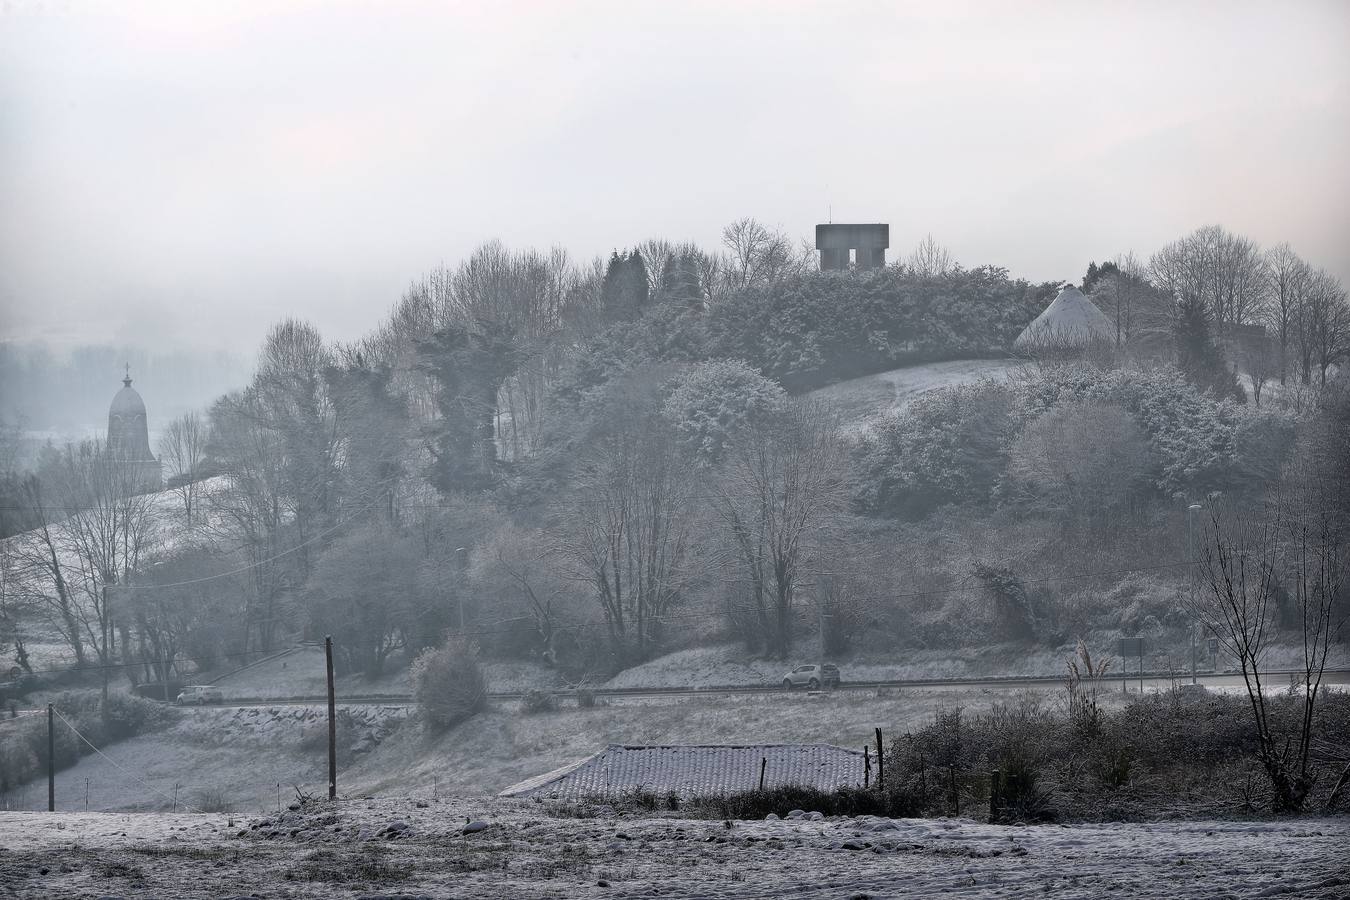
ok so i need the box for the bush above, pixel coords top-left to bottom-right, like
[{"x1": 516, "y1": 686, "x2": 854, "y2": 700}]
[
  {"x1": 575, "y1": 688, "x2": 597, "y2": 709},
  {"x1": 855, "y1": 380, "x2": 1018, "y2": 518},
  {"x1": 193, "y1": 787, "x2": 235, "y2": 814},
  {"x1": 686, "y1": 785, "x2": 920, "y2": 820},
  {"x1": 520, "y1": 689, "x2": 557, "y2": 714},
  {"x1": 0, "y1": 690, "x2": 170, "y2": 798},
  {"x1": 410, "y1": 639, "x2": 487, "y2": 732},
  {"x1": 884, "y1": 690, "x2": 1350, "y2": 821}
]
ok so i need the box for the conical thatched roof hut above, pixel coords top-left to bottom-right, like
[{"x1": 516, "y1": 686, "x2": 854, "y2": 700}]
[{"x1": 1013, "y1": 284, "x2": 1114, "y2": 352}]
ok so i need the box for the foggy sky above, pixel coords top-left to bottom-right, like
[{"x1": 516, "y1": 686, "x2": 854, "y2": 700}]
[{"x1": 2, "y1": 0, "x2": 1348, "y2": 355}]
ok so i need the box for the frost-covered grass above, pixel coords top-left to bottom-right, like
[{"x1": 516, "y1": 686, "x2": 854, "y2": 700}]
[
  {"x1": 1, "y1": 799, "x2": 1346, "y2": 899},
  {"x1": 344, "y1": 688, "x2": 1080, "y2": 801},
  {"x1": 208, "y1": 645, "x2": 563, "y2": 699},
  {"x1": 809, "y1": 357, "x2": 1024, "y2": 432},
  {"x1": 0, "y1": 704, "x2": 406, "y2": 815}
]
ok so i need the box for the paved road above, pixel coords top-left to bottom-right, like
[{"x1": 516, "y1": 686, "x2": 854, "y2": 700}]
[
  {"x1": 7, "y1": 668, "x2": 1344, "y2": 717},
  {"x1": 164, "y1": 667, "x2": 1350, "y2": 709}
]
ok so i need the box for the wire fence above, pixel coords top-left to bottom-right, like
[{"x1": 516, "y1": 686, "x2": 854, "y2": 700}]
[{"x1": 0, "y1": 699, "x2": 414, "y2": 816}]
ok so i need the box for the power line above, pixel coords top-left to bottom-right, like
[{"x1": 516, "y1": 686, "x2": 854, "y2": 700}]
[
  {"x1": 52, "y1": 707, "x2": 205, "y2": 813},
  {"x1": 15, "y1": 644, "x2": 298, "y2": 678}
]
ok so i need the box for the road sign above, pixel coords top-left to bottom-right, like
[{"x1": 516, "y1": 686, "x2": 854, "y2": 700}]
[{"x1": 1117, "y1": 637, "x2": 1145, "y2": 692}]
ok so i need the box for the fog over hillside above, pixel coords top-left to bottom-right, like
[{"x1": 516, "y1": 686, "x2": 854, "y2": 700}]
[
  {"x1": 0, "y1": 341, "x2": 251, "y2": 451},
  {"x1": 1, "y1": 3, "x2": 1348, "y2": 898}
]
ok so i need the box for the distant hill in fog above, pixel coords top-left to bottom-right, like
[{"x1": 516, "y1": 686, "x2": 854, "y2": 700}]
[{"x1": 0, "y1": 341, "x2": 252, "y2": 448}]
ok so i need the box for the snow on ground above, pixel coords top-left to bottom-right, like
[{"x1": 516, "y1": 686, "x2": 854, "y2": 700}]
[
  {"x1": 1, "y1": 800, "x2": 1346, "y2": 899},
  {"x1": 808, "y1": 358, "x2": 1025, "y2": 432}
]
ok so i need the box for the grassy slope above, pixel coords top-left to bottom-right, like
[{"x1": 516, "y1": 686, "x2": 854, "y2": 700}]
[
  {"x1": 344, "y1": 687, "x2": 1084, "y2": 799},
  {"x1": 808, "y1": 357, "x2": 1024, "y2": 431}
]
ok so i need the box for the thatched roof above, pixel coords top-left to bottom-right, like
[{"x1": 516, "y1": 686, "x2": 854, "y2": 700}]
[{"x1": 1013, "y1": 285, "x2": 1114, "y2": 351}]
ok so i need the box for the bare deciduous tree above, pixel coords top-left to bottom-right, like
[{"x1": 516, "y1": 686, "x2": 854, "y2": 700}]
[
  {"x1": 1007, "y1": 401, "x2": 1151, "y2": 528},
  {"x1": 158, "y1": 411, "x2": 207, "y2": 525},
  {"x1": 905, "y1": 233, "x2": 954, "y2": 278},
  {"x1": 1263, "y1": 243, "x2": 1311, "y2": 384},
  {"x1": 1298, "y1": 270, "x2": 1350, "y2": 386},
  {"x1": 721, "y1": 217, "x2": 801, "y2": 291},
  {"x1": 560, "y1": 395, "x2": 699, "y2": 665},
  {"x1": 471, "y1": 524, "x2": 577, "y2": 667},
  {"x1": 1191, "y1": 501, "x2": 1342, "y2": 812},
  {"x1": 716, "y1": 398, "x2": 846, "y2": 657},
  {"x1": 1150, "y1": 225, "x2": 1268, "y2": 338}
]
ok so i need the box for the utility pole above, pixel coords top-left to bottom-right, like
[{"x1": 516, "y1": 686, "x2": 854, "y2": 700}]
[
  {"x1": 47, "y1": 703, "x2": 55, "y2": 812},
  {"x1": 101, "y1": 585, "x2": 109, "y2": 710},
  {"x1": 325, "y1": 635, "x2": 337, "y2": 801},
  {"x1": 454, "y1": 548, "x2": 468, "y2": 631},
  {"x1": 875, "y1": 728, "x2": 884, "y2": 789},
  {"x1": 1188, "y1": 503, "x2": 1203, "y2": 685}
]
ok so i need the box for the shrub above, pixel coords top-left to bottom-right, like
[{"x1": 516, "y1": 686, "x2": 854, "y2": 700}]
[
  {"x1": 410, "y1": 639, "x2": 487, "y2": 732},
  {"x1": 853, "y1": 381, "x2": 1016, "y2": 518},
  {"x1": 520, "y1": 689, "x2": 557, "y2": 714},
  {"x1": 575, "y1": 688, "x2": 597, "y2": 709},
  {"x1": 685, "y1": 785, "x2": 920, "y2": 820},
  {"x1": 193, "y1": 787, "x2": 234, "y2": 814},
  {"x1": 0, "y1": 690, "x2": 169, "y2": 798},
  {"x1": 884, "y1": 689, "x2": 1350, "y2": 821}
]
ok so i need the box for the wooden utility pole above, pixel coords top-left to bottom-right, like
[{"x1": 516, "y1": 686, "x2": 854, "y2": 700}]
[
  {"x1": 875, "y1": 728, "x2": 884, "y2": 789},
  {"x1": 101, "y1": 585, "x2": 109, "y2": 710},
  {"x1": 325, "y1": 635, "x2": 337, "y2": 801},
  {"x1": 47, "y1": 703, "x2": 55, "y2": 812}
]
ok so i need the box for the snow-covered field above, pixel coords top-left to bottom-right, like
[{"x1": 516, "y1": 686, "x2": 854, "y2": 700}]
[
  {"x1": 809, "y1": 358, "x2": 1024, "y2": 432},
  {"x1": 1, "y1": 800, "x2": 1345, "y2": 899}
]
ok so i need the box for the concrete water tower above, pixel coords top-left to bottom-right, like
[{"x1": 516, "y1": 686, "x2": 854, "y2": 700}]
[{"x1": 815, "y1": 223, "x2": 889, "y2": 270}]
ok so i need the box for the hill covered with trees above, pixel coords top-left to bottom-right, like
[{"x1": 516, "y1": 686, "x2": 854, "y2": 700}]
[{"x1": 2, "y1": 221, "x2": 1347, "y2": 694}]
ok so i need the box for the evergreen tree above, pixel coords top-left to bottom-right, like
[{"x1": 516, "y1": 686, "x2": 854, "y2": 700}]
[
  {"x1": 1082, "y1": 260, "x2": 1119, "y2": 294},
  {"x1": 416, "y1": 319, "x2": 520, "y2": 494},
  {"x1": 659, "y1": 252, "x2": 704, "y2": 309},
  {"x1": 1173, "y1": 295, "x2": 1239, "y2": 398},
  {"x1": 599, "y1": 249, "x2": 651, "y2": 321}
]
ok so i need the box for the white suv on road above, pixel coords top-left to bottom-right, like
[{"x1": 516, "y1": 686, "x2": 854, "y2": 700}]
[
  {"x1": 176, "y1": 685, "x2": 223, "y2": 705},
  {"x1": 781, "y1": 664, "x2": 841, "y2": 691}
]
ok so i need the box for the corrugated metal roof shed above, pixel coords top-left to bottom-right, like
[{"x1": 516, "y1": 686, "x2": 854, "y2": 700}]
[{"x1": 499, "y1": 743, "x2": 867, "y2": 800}]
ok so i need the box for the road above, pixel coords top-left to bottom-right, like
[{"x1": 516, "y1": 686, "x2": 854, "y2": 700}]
[{"x1": 157, "y1": 666, "x2": 1350, "y2": 710}]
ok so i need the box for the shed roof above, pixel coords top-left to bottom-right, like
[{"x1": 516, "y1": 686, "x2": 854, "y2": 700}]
[{"x1": 499, "y1": 743, "x2": 867, "y2": 800}]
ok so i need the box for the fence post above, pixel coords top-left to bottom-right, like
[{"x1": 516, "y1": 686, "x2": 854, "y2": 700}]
[
  {"x1": 988, "y1": 771, "x2": 1000, "y2": 824},
  {"x1": 863, "y1": 746, "x2": 870, "y2": 788},
  {"x1": 326, "y1": 635, "x2": 337, "y2": 801},
  {"x1": 47, "y1": 703, "x2": 55, "y2": 812},
  {"x1": 759, "y1": 757, "x2": 766, "y2": 791}
]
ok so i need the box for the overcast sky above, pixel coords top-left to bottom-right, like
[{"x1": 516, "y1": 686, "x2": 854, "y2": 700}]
[{"x1": 2, "y1": 0, "x2": 1347, "y2": 354}]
